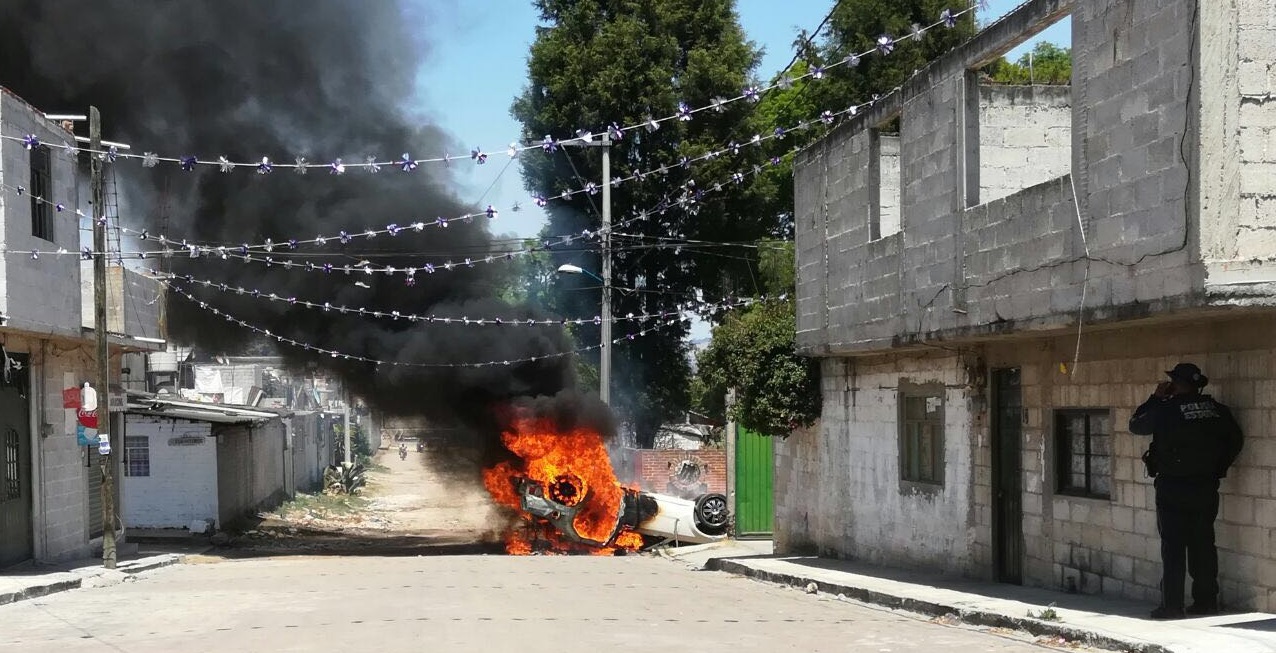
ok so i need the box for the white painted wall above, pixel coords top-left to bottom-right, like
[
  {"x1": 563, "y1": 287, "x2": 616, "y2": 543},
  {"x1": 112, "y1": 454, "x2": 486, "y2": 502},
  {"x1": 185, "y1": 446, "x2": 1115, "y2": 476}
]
[
  {"x1": 775, "y1": 355, "x2": 979, "y2": 573},
  {"x1": 122, "y1": 417, "x2": 217, "y2": 529}
]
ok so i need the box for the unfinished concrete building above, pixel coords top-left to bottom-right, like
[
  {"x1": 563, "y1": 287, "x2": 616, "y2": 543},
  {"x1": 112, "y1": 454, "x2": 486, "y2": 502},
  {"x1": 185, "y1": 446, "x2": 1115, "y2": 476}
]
[{"x1": 786, "y1": 0, "x2": 1276, "y2": 610}]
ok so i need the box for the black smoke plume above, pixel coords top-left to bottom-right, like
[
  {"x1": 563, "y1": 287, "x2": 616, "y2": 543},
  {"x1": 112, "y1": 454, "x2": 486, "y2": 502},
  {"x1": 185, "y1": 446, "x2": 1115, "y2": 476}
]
[{"x1": 0, "y1": 1, "x2": 613, "y2": 457}]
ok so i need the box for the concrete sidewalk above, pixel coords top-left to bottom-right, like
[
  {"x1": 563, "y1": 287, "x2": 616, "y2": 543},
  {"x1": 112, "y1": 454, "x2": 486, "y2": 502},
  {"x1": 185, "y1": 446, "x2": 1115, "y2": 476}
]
[
  {"x1": 0, "y1": 552, "x2": 184, "y2": 606},
  {"x1": 661, "y1": 541, "x2": 1276, "y2": 653}
]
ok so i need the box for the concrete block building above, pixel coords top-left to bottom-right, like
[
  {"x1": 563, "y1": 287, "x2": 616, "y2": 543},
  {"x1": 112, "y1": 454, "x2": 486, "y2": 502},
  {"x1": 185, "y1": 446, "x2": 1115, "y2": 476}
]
[
  {"x1": 0, "y1": 88, "x2": 164, "y2": 567},
  {"x1": 787, "y1": 0, "x2": 1276, "y2": 611}
]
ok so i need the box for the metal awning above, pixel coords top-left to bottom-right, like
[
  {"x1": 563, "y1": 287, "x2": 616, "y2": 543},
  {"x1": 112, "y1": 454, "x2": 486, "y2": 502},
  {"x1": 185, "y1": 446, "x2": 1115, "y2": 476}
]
[{"x1": 124, "y1": 392, "x2": 289, "y2": 425}]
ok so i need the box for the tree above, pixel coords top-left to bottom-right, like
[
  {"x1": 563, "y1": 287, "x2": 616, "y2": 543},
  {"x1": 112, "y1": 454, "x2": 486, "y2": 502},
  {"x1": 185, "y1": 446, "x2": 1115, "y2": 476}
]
[
  {"x1": 697, "y1": 298, "x2": 820, "y2": 436},
  {"x1": 512, "y1": 0, "x2": 769, "y2": 447},
  {"x1": 696, "y1": 239, "x2": 820, "y2": 435},
  {"x1": 984, "y1": 42, "x2": 1072, "y2": 85},
  {"x1": 692, "y1": 2, "x2": 977, "y2": 435}
]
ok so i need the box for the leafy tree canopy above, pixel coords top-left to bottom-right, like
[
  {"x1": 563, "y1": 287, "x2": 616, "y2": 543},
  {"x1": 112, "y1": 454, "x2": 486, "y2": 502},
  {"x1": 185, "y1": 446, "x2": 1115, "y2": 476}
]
[
  {"x1": 512, "y1": 0, "x2": 769, "y2": 446},
  {"x1": 984, "y1": 42, "x2": 1072, "y2": 85}
]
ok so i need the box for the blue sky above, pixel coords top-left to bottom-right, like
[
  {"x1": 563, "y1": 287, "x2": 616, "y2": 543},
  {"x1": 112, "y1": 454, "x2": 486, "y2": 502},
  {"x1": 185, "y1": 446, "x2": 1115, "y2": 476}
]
[{"x1": 409, "y1": 0, "x2": 1069, "y2": 240}]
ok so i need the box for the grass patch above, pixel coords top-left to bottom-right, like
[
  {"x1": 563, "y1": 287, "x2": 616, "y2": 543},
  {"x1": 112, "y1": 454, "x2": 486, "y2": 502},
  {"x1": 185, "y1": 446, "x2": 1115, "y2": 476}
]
[
  {"x1": 1027, "y1": 604, "x2": 1061, "y2": 622},
  {"x1": 279, "y1": 492, "x2": 369, "y2": 517}
]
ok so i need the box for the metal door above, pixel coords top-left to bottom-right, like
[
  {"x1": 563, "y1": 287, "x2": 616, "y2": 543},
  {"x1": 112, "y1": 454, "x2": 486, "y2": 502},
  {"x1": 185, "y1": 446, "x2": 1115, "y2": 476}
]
[
  {"x1": 734, "y1": 426, "x2": 774, "y2": 538},
  {"x1": 991, "y1": 368, "x2": 1023, "y2": 584},
  {"x1": 0, "y1": 374, "x2": 32, "y2": 567}
]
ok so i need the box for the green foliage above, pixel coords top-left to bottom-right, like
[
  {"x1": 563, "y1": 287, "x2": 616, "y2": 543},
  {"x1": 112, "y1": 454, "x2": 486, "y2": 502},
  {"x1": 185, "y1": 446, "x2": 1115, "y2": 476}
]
[
  {"x1": 513, "y1": 0, "x2": 768, "y2": 446},
  {"x1": 324, "y1": 463, "x2": 367, "y2": 495},
  {"x1": 697, "y1": 299, "x2": 819, "y2": 435},
  {"x1": 333, "y1": 423, "x2": 374, "y2": 465},
  {"x1": 689, "y1": 373, "x2": 725, "y2": 423},
  {"x1": 1027, "y1": 604, "x2": 1062, "y2": 621},
  {"x1": 757, "y1": 239, "x2": 795, "y2": 297},
  {"x1": 809, "y1": 0, "x2": 977, "y2": 117},
  {"x1": 984, "y1": 43, "x2": 1072, "y2": 85}
]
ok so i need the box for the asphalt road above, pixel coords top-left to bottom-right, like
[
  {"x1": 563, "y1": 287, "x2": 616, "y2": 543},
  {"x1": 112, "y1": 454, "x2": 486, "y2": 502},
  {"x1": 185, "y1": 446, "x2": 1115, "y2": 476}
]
[{"x1": 0, "y1": 554, "x2": 1084, "y2": 653}]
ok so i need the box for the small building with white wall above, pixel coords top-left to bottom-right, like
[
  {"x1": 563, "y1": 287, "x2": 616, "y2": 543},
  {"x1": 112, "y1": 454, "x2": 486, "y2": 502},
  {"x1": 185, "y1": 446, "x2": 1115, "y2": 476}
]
[{"x1": 122, "y1": 394, "x2": 291, "y2": 532}]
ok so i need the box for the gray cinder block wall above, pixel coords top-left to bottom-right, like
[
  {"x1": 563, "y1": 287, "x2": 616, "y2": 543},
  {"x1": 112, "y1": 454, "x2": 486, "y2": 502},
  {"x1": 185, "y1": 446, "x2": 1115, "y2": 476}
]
[{"x1": 786, "y1": 0, "x2": 1276, "y2": 611}]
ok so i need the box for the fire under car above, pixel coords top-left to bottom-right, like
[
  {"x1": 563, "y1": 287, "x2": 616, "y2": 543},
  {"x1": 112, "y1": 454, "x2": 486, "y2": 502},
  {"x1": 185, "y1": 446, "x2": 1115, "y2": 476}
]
[{"x1": 516, "y1": 477, "x2": 730, "y2": 548}]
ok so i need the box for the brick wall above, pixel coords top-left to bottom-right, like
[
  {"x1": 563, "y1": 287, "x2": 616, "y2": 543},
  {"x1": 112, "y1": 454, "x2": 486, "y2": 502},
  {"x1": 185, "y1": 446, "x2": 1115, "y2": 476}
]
[{"x1": 625, "y1": 448, "x2": 725, "y2": 498}]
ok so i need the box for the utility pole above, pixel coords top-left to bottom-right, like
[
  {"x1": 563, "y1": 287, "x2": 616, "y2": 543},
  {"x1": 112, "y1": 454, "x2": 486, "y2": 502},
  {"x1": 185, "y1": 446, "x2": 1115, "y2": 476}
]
[
  {"x1": 599, "y1": 131, "x2": 612, "y2": 406},
  {"x1": 548, "y1": 133, "x2": 613, "y2": 404},
  {"x1": 90, "y1": 106, "x2": 116, "y2": 569},
  {"x1": 342, "y1": 389, "x2": 352, "y2": 465}
]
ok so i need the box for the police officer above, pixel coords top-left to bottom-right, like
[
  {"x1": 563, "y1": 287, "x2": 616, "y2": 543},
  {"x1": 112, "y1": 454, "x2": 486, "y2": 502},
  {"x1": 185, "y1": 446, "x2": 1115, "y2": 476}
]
[{"x1": 1130, "y1": 363, "x2": 1243, "y2": 620}]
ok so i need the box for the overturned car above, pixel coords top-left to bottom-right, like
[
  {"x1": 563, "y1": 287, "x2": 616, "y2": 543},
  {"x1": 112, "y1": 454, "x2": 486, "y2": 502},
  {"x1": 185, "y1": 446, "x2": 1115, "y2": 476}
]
[{"x1": 516, "y1": 476, "x2": 730, "y2": 549}]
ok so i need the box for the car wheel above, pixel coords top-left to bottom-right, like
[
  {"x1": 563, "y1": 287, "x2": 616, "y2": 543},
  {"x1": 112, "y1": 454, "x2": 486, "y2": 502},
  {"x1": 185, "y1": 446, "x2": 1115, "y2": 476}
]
[{"x1": 694, "y1": 493, "x2": 730, "y2": 534}]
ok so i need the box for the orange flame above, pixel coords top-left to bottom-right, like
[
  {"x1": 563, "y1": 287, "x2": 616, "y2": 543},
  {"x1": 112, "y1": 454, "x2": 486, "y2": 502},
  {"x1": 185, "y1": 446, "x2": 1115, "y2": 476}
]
[{"x1": 482, "y1": 414, "x2": 642, "y2": 554}]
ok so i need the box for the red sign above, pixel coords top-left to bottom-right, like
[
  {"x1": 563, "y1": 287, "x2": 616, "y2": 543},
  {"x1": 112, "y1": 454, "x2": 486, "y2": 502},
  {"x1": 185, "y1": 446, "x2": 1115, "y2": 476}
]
[
  {"x1": 63, "y1": 387, "x2": 81, "y2": 409},
  {"x1": 78, "y1": 409, "x2": 97, "y2": 430}
]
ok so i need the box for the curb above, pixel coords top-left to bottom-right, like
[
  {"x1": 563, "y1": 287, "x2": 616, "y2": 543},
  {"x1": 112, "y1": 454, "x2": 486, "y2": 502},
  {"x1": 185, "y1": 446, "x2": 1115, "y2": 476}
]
[
  {"x1": 0, "y1": 554, "x2": 181, "y2": 608},
  {"x1": 706, "y1": 558, "x2": 1171, "y2": 653}
]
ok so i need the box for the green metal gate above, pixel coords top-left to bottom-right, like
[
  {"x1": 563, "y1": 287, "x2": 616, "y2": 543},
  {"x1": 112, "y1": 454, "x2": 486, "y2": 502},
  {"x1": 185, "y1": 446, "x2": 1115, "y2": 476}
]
[{"x1": 734, "y1": 426, "x2": 773, "y2": 538}]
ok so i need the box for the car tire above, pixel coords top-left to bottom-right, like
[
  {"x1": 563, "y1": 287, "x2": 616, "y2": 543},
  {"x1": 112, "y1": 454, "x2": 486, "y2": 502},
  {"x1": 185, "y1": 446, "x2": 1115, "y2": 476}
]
[{"x1": 693, "y1": 493, "x2": 730, "y2": 535}]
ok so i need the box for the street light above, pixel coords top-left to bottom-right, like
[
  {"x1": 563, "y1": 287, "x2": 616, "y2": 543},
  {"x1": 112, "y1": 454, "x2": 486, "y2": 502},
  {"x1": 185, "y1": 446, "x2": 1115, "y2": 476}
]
[
  {"x1": 555, "y1": 264, "x2": 603, "y2": 283},
  {"x1": 556, "y1": 263, "x2": 611, "y2": 406},
  {"x1": 544, "y1": 130, "x2": 613, "y2": 407}
]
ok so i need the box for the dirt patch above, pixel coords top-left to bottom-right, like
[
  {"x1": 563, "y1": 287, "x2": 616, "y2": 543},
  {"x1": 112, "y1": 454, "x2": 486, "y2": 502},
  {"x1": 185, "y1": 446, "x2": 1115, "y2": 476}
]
[{"x1": 214, "y1": 446, "x2": 514, "y2": 557}]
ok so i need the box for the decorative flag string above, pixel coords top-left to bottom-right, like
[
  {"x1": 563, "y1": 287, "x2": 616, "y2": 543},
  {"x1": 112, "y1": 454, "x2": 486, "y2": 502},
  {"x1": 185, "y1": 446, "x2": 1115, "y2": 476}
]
[
  {"x1": 159, "y1": 269, "x2": 760, "y2": 325},
  {"x1": 0, "y1": 4, "x2": 974, "y2": 175},
  {"x1": 1, "y1": 145, "x2": 798, "y2": 277},
  {"x1": 9, "y1": 88, "x2": 882, "y2": 258},
  {"x1": 163, "y1": 281, "x2": 689, "y2": 368}
]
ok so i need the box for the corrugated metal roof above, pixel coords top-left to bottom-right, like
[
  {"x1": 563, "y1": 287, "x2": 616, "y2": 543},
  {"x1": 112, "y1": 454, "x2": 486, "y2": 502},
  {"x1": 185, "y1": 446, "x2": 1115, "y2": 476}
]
[{"x1": 124, "y1": 392, "x2": 289, "y2": 425}]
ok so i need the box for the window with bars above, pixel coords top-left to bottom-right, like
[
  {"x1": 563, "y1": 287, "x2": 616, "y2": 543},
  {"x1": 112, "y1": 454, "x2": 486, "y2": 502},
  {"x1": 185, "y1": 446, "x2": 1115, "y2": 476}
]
[
  {"x1": 4, "y1": 427, "x2": 19, "y2": 500},
  {"x1": 1055, "y1": 410, "x2": 1112, "y2": 499},
  {"x1": 899, "y1": 386, "x2": 945, "y2": 486},
  {"x1": 29, "y1": 145, "x2": 53, "y2": 241},
  {"x1": 124, "y1": 436, "x2": 150, "y2": 477}
]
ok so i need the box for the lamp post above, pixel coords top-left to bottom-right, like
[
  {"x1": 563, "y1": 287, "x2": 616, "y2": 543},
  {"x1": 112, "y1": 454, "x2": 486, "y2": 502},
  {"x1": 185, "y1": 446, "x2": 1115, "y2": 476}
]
[
  {"x1": 556, "y1": 264, "x2": 611, "y2": 405},
  {"x1": 551, "y1": 130, "x2": 612, "y2": 406}
]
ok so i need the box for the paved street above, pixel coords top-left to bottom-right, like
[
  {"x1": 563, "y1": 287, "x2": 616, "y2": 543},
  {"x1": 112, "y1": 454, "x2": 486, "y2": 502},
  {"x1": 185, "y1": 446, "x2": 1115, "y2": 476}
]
[{"x1": 0, "y1": 553, "x2": 1091, "y2": 653}]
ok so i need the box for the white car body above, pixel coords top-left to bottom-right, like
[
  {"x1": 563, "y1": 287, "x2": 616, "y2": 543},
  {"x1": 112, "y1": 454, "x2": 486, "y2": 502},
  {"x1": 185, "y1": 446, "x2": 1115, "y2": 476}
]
[{"x1": 633, "y1": 491, "x2": 728, "y2": 544}]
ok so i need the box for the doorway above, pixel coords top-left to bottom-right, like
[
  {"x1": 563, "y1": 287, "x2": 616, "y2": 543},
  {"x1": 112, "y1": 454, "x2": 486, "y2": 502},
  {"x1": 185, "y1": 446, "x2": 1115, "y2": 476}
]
[
  {"x1": 991, "y1": 368, "x2": 1023, "y2": 584},
  {"x1": 0, "y1": 358, "x2": 32, "y2": 568},
  {"x1": 734, "y1": 425, "x2": 774, "y2": 538}
]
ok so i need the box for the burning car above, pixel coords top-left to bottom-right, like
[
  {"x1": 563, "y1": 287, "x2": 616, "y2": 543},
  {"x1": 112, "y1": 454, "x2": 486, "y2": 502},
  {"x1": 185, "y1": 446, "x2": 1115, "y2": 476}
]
[
  {"x1": 516, "y1": 476, "x2": 730, "y2": 549},
  {"x1": 483, "y1": 414, "x2": 731, "y2": 554}
]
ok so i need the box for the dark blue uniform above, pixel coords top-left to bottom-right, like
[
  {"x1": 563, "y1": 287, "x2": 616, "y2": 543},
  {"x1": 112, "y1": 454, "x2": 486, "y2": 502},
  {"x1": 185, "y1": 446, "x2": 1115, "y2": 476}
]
[{"x1": 1130, "y1": 392, "x2": 1243, "y2": 612}]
